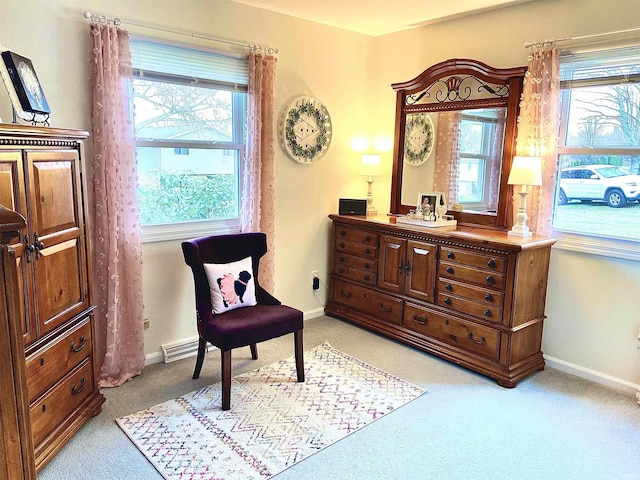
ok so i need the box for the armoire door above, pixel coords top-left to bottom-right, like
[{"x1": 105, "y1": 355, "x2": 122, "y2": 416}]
[
  {"x1": 25, "y1": 150, "x2": 89, "y2": 336},
  {"x1": 0, "y1": 151, "x2": 37, "y2": 346}
]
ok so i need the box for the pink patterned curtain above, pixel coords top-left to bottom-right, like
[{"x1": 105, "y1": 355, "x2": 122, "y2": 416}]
[
  {"x1": 89, "y1": 23, "x2": 145, "y2": 387},
  {"x1": 241, "y1": 50, "x2": 277, "y2": 292},
  {"x1": 487, "y1": 110, "x2": 506, "y2": 211},
  {"x1": 433, "y1": 111, "x2": 462, "y2": 206},
  {"x1": 514, "y1": 46, "x2": 560, "y2": 236}
]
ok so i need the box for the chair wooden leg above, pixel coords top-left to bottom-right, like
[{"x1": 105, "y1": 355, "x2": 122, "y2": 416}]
[
  {"x1": 250, "y1": 343, "x2": 258, "y2": 360},
  {"x1": 192, "y1": 337, "x2": 207, "y2": 379},
  {"x1": 294, "y1": 329, "x2": 304, "y2": 382},
  {"x1": 221, "y1": 349, "x2": 232, "y2": 411}
]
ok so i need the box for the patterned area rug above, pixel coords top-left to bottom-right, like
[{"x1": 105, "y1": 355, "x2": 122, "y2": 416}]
[{"x1": 116, "y1": 342, "x2": 425, "y2": 480}]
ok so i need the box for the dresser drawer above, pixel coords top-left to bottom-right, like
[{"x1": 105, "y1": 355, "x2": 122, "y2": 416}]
[
  {"x1": 440, "y1": 247, "x2": 506, "y2": 273},
  {"x1": 335, "y1": 253, "x2": 376, "y2": 273},
  {"x1": 334, "y1": 264, "x2": 376, "y2": 285},
  {"x1": 30, "y1": 359, "x2": 95, "y2": 447},
  {"x1": 437, "y1": 292, "x2": 503, "y2": 324},
  {"x1": 26, "y1": 319, "x2": 92, "y2": 403},
  {"x1": 403, "y1": 303, "x2": 500, "y2": 360},
  {"x1": 438, "y1": 278, "x2": 504, "y2": 307},
  {"x1": 335, "y1": 227, "x2": 378, "y2": 246},
  {"x1": 335, "y1": 240, "x2": 377, "y2": 259},
  {"x1": 438, "y1": 261, "x2": 506, "y2": 289},
  {"x1": 332, "y1": 279, "x2": 402, "y2": 325}
]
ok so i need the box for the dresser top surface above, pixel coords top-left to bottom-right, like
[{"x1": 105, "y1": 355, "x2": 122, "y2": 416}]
[{"x1": 329, "y1": 214, "x2": 556, "y2": 251}]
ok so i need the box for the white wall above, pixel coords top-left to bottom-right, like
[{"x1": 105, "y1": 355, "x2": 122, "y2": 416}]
[{"x1": 1, "y1": 0, "x2": 638, "y2": 392}]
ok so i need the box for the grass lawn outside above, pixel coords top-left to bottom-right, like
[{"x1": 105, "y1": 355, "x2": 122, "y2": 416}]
[{"x1": 553, "y1": 199, "x2": 640, "y2": 240}]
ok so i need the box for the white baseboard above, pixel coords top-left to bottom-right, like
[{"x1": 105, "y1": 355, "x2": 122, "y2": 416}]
[
  {"x1": 544, "y1": 354, "x2": 640, "y2": 396},
  {"x1": 145, "y1": 307, "x2": 326, "y2": 366}
]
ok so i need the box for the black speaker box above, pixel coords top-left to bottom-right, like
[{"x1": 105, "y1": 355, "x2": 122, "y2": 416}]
[{"x1": 339, "y1": 198, "x2": 367, "y2": 216}]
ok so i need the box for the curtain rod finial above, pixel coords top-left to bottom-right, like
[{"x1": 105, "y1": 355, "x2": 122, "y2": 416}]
[{"x1": 83, "y1": 11, "x2": 92, "y2": 19}]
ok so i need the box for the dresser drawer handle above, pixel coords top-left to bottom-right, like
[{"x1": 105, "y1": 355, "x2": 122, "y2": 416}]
[
  {"x1": 446, "y1": 266, "x2": 454, "y2": 274},
  {"x1": 485, "y1": 293, "x2": 493, "y2": 302},
  {"x1": 338, "y1": 267, "x2": 346, "y2": 274},
  {"x1": 364, "y1": 263, "x2": 370, "y2": 269},
  {"x1": 486, "y1": 275, "x2": 495, "y2": 284},
  {"x1": 71, "y1": 378, "x2": 87, "y2": 395},
  {"x1": 70, "y1": 336, "x2": 87, "y2": 353},
  {"x1": 445, "y1": 283, "x2": 453, "y2": 291},
  {"x1": 338, "y1": 256, "x2": 345, "y2": 263},
  {"x1": 339, "y1": 242, "x2": 345, "y2": 249},
  {"x1": 487, "y1": 259, "x2": 496, "y2": 268},
  {"x1": 340, "y1": 289, "x2": 352, "y2": 299},
  {"x1": 379, "y1": 303, "x2": 392, "y2": 313},
  {"x1": 365, "y1": 248, "x2": 371, "y2": 255},
  {"x1": 467, "y1": 333, "x2": 486, "y2": 345},
  {"x1": 447, "y1": 251, "x2": 455, "y2": 259},
  {"x1": 41, "y1": 404, "x2": 46, "y2": 413},
  {"x1": 364, "y1": 236, "x2": 372, "y2": 243},
  {"x1": 484, "y1": 309, "x2": 492, "y2": 317},
  {"x1": 39, "y1": 357, "x2": 45, "y2": 366},
  {"x1": 413, "y1": 314, "x2": 428, "y2": 325},
  {"x1": 363, "y1": 275, "x2": 371, "y2": 282},
  {"x1": 339, "y1": 230, "x2": 346, "y2": 237},
  {"x1": 444, "y1": 298, "x2": 452, "y2": 305}
]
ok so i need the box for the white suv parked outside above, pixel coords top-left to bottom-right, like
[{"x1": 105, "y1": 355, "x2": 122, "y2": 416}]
[{"x1": 558, "y1": 164, "x2": 640, "y2": 208}]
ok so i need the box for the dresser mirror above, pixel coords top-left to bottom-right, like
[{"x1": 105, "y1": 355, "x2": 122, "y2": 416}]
[{"x1": 389, "y1": 58, "x2": 527, "y2": 229}]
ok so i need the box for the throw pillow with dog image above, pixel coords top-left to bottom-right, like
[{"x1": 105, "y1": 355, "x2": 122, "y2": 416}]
[{"x1": 203, "y1": 256, "x2": 257, "y2": 314}]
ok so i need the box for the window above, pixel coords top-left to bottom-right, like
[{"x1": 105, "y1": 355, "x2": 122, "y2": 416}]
[
  {"x1": 457, "y1": 110, "x2": 501, "y2": 209},
  {"x1": 553, "y1": 46, "x2": 640, "y2": 256},
  {"x1": 129, "y1": 38, "x2": 248, "y2": 242}
]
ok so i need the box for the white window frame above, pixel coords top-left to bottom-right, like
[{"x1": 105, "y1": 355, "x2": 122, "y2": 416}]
[
  {"x1": 551, "y1": 46, "x2": 640, "y2": 261},
  {"x1": 129, "y1": 37, "x2": 248, "y2": 243},
  {"x1": 457, "y1": 116, "x2": 495, "y2": 210}
]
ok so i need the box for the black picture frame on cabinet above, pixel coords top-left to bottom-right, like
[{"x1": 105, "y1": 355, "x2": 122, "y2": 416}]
[{"x1": 1, "y1": 51, "x2": 50, "y2": 115}]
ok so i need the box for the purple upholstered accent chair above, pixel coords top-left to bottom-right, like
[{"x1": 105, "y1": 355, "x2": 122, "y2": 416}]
[{"x1": 181, "y1": 232, "x2": 304, "y2": 410}]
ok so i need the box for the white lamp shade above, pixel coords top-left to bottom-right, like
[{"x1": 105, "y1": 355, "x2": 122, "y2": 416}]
[
  {"x1": 361, "y1": 154, "x2": 382, "y2": 176},
  {"x1": 507, "y1": 156, "x2": 542, "y2": 186}
]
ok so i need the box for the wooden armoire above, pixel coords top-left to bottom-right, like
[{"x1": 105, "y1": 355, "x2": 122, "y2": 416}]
[{"x1": 0, "y1": 124, "x2": 104, "y2": 472}]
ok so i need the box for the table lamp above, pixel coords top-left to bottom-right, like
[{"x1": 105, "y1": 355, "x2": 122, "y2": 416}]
[
  {"x1": 507, "y1": 155, "x2": 542, "y2": 238},
  {"x1": 361, "y1": 154, "x2": 382, "y2": 215}
]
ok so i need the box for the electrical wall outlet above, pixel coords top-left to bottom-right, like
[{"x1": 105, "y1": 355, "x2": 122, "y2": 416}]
[
  {"x1": 311, "y1": 270, "x2": 319, "y2": 290},
  {"x1": 144, "y1": 319, "x2": 150, "y2": 329},
  {"x1": 637, "y1": 327, "x2": 640, "y2": 349}
]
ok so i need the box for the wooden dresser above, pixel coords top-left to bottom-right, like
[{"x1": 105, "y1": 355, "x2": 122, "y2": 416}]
[
  {"x1": 0, "y1": 124, "x2": 104, "y2": 471},
  {"x1": 325, "y1": 214, "x2": 555, "y2": 387}
]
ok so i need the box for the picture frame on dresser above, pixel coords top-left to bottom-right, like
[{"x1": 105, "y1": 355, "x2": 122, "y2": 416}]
[
  {"x1": 0, "y1": 51, "x2": 50, "y2": 115},
  {"x1": 418, "y1": 192, "x2": 440, "y2": 218}
]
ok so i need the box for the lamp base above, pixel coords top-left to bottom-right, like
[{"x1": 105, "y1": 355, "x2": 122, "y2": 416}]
[{"x1": 507, "y1": 226, "x2": 533, "y2": 238}]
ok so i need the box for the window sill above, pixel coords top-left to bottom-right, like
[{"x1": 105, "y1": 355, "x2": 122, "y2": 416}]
[
  {"x1": 141, "y1": 218, "x2": 241, "y2": 244},
  {"x1": 551, "y1": 230, "x2": 640, "y2": 262}
]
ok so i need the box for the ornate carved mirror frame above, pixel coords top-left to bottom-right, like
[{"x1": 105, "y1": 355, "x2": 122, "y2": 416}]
[{"x1": 389, "y1": 58, "x2": 527, "y2": 229}]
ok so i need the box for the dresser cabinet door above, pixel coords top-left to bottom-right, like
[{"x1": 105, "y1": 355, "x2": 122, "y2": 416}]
[
  {"x1": 405, "y1": 240, "x2": 437, "y2": 302},
  {"x1": 378, "y1": 235, "x2": 406, "y2": 293},
  {"x1": 25, "y1": 151, "x2": 89, "y2": 336}
]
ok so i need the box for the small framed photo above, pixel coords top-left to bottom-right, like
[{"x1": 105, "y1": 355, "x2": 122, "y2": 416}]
[
  {"x1": 417, "y1": 192, "x2": 441, "y2": 218},
  {"x1": 1, "y1": 51, "x2": 50, "y2": 114}
]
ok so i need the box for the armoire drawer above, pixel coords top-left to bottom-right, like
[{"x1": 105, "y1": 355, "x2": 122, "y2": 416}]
[
  {"x1": 334, "y1": 264, "x2": 376, "y2": 285},
  {"x1": 332, "y1": 278, "x2": 402, "y2": 325},
  {"x1": 25, "y1": 319, "x2": 92, "y2": 403},
  {"x1": 440, "y1": 247, "x2": 507, "y2": 272},
  {"x1": 335, "y1": 240, "x2": 377, "y2": 259},
  {"x1": 438, "y1": 278, "x2": 504, "y2": 307},
  {"x1": 334, "y1": 252, "x2": 376, "y2": 272},
  {"x1": 30, "y1": 359, "x2": 95, "y2": 447},
  {"x1": 403, "y1": 303, "x2": 500, "y2": 360}
]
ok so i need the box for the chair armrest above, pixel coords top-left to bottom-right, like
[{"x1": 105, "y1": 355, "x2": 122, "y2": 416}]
[{"x1": 256, "y1": 286, "x2": 281, "y2": 305}]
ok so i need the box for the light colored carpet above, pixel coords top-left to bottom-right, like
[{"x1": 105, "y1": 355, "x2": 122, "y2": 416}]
[
  {"x1": 37, "y1": 316, "x2": 640, "y2": 480},
  {"x1": 115, "y1": 342, "x2": 424, "y2": 480}
]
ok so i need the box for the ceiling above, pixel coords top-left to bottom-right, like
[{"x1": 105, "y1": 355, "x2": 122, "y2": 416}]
[{"x1": 230, "y1": 0, "x2": 537, "y2": 36}]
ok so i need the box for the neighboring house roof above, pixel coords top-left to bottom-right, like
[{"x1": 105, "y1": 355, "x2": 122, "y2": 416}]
[{"x1": 136, "y1": 124, "x2": 233, "y2": 142}]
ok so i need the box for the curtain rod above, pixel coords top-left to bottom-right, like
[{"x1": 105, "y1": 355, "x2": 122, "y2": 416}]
[
  {"x1": 82, "y1": 11, "x2": 278, "y2": 54},
  {"x1": 524, "y1": 25, "x2": 640, "y2": 49}
]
